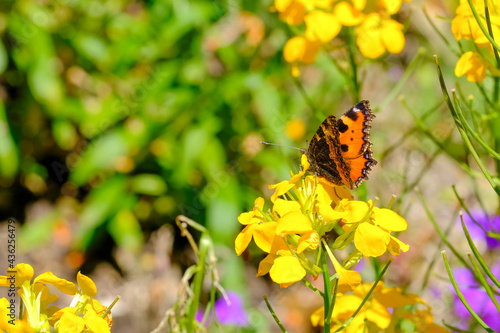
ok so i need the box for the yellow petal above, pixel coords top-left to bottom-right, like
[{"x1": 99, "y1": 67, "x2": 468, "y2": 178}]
[
  {"x1": 372, "y1": 208, "x2": 407, "y2": 231},
  {"x1": 357, "y1": 30, "x2": 384, "y2": 58},
  {"x1": 356, "y1": 14, "x2": 385, "y2": 59},
  {"x1": 334, "y1": 2, "x2": 364, "y2": 26},
  {"x1": 297, "y1": 230, "x2": 320, "y2": 253},
  {"x1": 257, "y1": 254, "x2": 276, "y2": 276},
  {"x1": 455, "y1": 51, "x2": 475, "y2": 77},
  {"x1": 77, "y1": 272, "x2": 97, "y2": 297},
  {"x1": 275, "y1": 0, "x2": 293, "y2": 12},
  {"x1": 254, "y1": 222, "x2": 278, "y2": 253},
  {"x1": 84, "y1": 311, "x2": 110, "y2": 333},
  {"x1": 455, "y1": 51, "x2": 487, "y2": 82},
  {"x1": 269, "y1": 180, "x2": 295, "y2": 202},
  {"x1": 364, "y1": 299, "x2": 392, "y2": 329},
  {"x1": 235, "y1": 224, "x2": 256, "y2": 255},
  {"x1": 353, "y1": 0, "x2": 366, "y2": 10},
  {"x1": 354, "y1": 223, "x2": 390, "y2": 257},
  {"x1": 331, "y1": 294, "x2": 362, "y2": 318},
  {"x1": 237, "y1": 211, "x2": 255, "y2": 225},
  {"x1": 451, "y1": 15, "x2": 466, "y2": 40},
  {"x1": 317, "y1": 202, "x2": 346, "y2": 222},
  {"x1": 310, "y1": 306, "x2": 324, "y2": 327},
  {"x1": 380, "y1": 25, "x2": 405, "y2": 54},
  {"x1": 375, "y1": 287, "x2": 423, "y2": 308},
  {"x1": 34, "y1": 272, "x2": 78, "y2": 295},
  {"x1": 311, "y1": 0, "x2": 335, "y2": 9},
  {"x1": 382, "y1": 0, "x2": 402, "y2": 14},
  {"x1": 300, "y1": 154, "x2": 310, "y2": 171},
  {"x1": 58, "y1": 312, "x2": 85, "y2": 333},
  {"x1": 332, "y1": 258, "x2": 362, "y2": 293},
  {"x1": 276, "y1": 211, "x2": 312, "y2": 235},
  {"x1": 269, "y1": 256, "x2": 306, "y2": 285},
  {"x1": 387, "y1": 236, "x2": 410, "y2": 255},
  {"x1": 278, "y1": 1, "x2": 307, "y2": 25},
  {"x1": 338, "y1": 200, "x2": 369, "y2": 223},
  {"x1": 237, "y1": 197, "x2": 264, "y2": 224},
  {"x1": 305, "y1": 10, "x2": 342, "y2": 42},
  {"x1": 273, "y1": 199, "x2": 301, "y2": 216},
  {"x1": 0, "y1": 263, "x2": 34, "y2": 287}
]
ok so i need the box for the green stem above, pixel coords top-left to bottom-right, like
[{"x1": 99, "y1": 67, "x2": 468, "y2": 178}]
[
  {"x1": 461, "y1": 215, "x2": 500, "y2": 289},
  {"x1": 376, "y1": 48, "x2": 424, "y2": 113},
  {"x1": 345, "y1": 27, "x2": 360, "y2": 102},
  {"x1": 483, "y1": 2, "x2": 500, "y2": 195},
  {"x1": 292, "y1": 76, "x2": 317, "y2": 114},
  {"x1": 416, "y1": 188, "x2": 473, "y2": 272},
  {"x1": 321, "y1": 248, "x2": 332, "y2": 333},
  {"x1": 186, "y1": 233, "x2": 209, "y2": 332},
  {"x1": 264, "y1": 295, "x2": 288, "y2": 333},
  {"x1": 442, "y1": 251, "x2": 494, "y2": 332}
]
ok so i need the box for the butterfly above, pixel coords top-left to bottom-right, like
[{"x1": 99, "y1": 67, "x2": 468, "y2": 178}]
[{"x1": 303, "y1": 100, "x2": 377, "y2": 189}]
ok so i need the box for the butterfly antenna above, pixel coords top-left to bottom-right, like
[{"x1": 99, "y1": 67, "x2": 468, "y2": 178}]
[{"x1": 261, "y1": 141, "x2": 306, "y2": 153}]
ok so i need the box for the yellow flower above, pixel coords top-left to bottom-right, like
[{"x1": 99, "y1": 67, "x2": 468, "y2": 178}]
[
  {"x1": 304, "y1": 10, "x2": 342, "y2": 42},
  {"x1": 334, "y1": 2, "x2": 365, "y2": 26},
  {"x1": 283, "y1": 36, "x2": 321, "y2": 76},
  {"x1": 269, "y1": 180, "x2": 295, "y2": 203},
  {"x1": 312, "y1": 282, "x2": 446, "y2": 331},
  {"x1": 285, "y1": 118, "x2": 306, "y2": 141},
  {"x1": 311, "y1": 294, "x2": 390, "y2": 332},
  {"x1": 0, "y1": 297, "x2": 34, "y2": 333},
  {"x1": 451, "y1": 0, "x2": 500, "y2": 47},
  {"x1": 274, "y1": 0, "x2": 307, "y2": 25},
  {"x1": 0, "y1": 263, "x2": 113, "y2": 333},
  {"x1": 356, "y1": 13, "x2": 405, "y2": 59},
  {"x1": 336, "y1": 200, "x2": 409, "y2": 257},
  {"x1": 297, "y1": 230, "x2": 320, "y2": 253},
  {"x1": 235, "y1": 197, "x2": 277, "y2": 255},
  {"x1": 455, "y1": 51, "x2": 487, "y2": 82},
  {"x1": 381, "y1": 0, "x2": 404, "y2": 15},
  {"x1": 0, "y1": 263, "x2": 34, "y2": 288},
  {"x1": 236, "y1": 154, "x2": 408, "y2": 290}
]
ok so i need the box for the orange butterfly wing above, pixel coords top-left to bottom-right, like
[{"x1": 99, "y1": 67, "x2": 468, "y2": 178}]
[
  {"x1": 306, "y1": 100, "x2": 377, "y2": 189},
  {"x1": 337, "y1": 100, "x2": 377, "y2": 187}
]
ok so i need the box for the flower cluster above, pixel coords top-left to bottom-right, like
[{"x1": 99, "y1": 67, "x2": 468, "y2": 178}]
[
  {"x1": 0, "y1": 263, "x2": 114, "y2": 333},
  {"x1": 235, "y1": 155, "x2": 409, "y2": 290},
  {"x1": 272, "y1": 0, "x2": 409, "y2": 76},
  {"x1": 311, "y1": 282, "x2": 448, "y2": 332},
  {"x1": 452, "y1": 0, "x2": 500, "y2": 82}
]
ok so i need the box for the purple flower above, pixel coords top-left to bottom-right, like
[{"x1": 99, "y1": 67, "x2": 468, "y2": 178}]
[
  {"x1": 196, "y1": 291, "x2": 249, "y2": 327},
  {"x1": 451, "y1": 264, "x2": 500, "y2": 331},
  {"x1": 460, "y1": 211, "x2": 500, "y2": 250}
]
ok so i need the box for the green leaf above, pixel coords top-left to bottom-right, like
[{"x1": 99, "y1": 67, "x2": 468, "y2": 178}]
[
  {"x1": 130, "y1": 174, "x2": 167, "y2": 196},
  {"x1": 75, "y1": 176, "x2": 135, "y2": 249},
  {"x1": 70, "y1": 132, "x2": 129, "y2": 186},
  {"x1": 108, "y1": 209, "x2": 143, "y2": 253},
  {"x1": 0, "y1": 100, "x2": 19, "y2": 178},
  {"x1": 0, "y1": 40, "x2": 7, "y2": 75}
]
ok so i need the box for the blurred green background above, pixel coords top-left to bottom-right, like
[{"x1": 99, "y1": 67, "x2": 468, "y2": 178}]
[{"x1": 2, "y1": 0, "x2": 498, "y2": 331}]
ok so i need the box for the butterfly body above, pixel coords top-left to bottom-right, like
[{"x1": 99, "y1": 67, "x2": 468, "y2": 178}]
[{"x1": 304, "y1": 100, "x2": 377, "y2": 189}]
